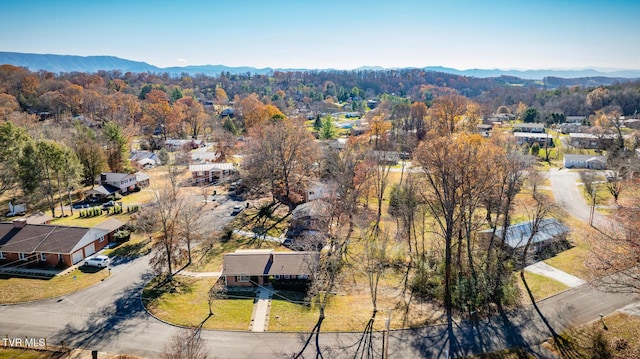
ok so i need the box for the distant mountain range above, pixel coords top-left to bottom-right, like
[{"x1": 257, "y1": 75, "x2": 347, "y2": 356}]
[{"x1": 2, "y1": 52, "x2": 640, "y2": 80}]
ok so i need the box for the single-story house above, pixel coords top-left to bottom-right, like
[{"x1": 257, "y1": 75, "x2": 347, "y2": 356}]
[
  {"x1": 513, "y1": 132, "x2": 555, "y2": 147},
  {"x1": 221, "y1": 249, "x2": 318, "y2": 288},
  {"x1": 563, "y1": 154, "x2": 607, "y2": 169},
  {"x1": 188, "y1": 163, "x2": 237, "y2": 184},
  {"x1": 191, "y1": 151, "x2": 220, "y2": 163},
  {"x1": 480, "y1": 218, "x2": 570, "y2": 257},
  {"x1": 0, "y1": 218, "x2": 125, "y2": 268},
  {"x1": 568, "y1": 132, "x2": 621, "y2": 150},
  {"x1": 130, "y1": 150, "x2": 161, "y2": 169},
  {"x1": 165, "y1": 139, "x2": 205, "y2": 152},
  {"x1": 288, "y1": 200, "x2": 331, "y2": 239},
  {"x1": 565, "y1": 116, "x2": 587, "y2": 124},
  {"x1": 135, "y1": 171, "x2": 151, "y2": 187},
  {"x1": 513, "y1": 123, "x2": 545, "y2": 133}
]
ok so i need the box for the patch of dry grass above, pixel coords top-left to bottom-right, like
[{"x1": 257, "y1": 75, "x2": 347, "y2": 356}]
[
  {"x1": 0, "y1": 267, "x2": 110, "y2": 304},
  {"x1": 142, "y1": 276, "x2": 254, "y2": 330},
  {"x1": 517, "y1": 271, "x2": 570, "y2": 302}
]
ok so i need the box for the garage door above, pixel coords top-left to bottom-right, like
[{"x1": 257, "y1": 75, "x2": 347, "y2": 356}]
[
  {"x1": 84, "y1": 243, "x2": 96, "y2": 257},
  {"x1": 71, "y1": 250, "x2": 84, "y2": 264}
]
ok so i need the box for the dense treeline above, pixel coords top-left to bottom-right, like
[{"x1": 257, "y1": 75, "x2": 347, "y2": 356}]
[{"x1": 2, "y1": 64, "x2": 639, "y2": 135}]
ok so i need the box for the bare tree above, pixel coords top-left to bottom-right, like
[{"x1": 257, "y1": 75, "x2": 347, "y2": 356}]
[
  {"x1": 207, "y1": 278, "x2": 227, "y2": 317},
  {"x1": 160, "y1": 327, "x2": 208, "y2": 359},
  {"x1": 242, "y1": 118, "x2": 320, "y2": 211},
  {"x1": 587, "y1": 199, "x2": 640, "y2": 294},
  {"x1": 579, "y1": 170, "x2": 598, "y2": 200},
  {"x1": 177, "y1": 195, "x2": 206, "y2": 265}
]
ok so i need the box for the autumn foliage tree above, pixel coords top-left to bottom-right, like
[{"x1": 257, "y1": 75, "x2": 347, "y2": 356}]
[{"x1": 242, "y1": 118, "x2": 320, "y2": 210}]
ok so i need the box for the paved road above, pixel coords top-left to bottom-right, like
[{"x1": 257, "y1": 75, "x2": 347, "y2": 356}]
[
  {"x1": 0, "y1": 252, "x2": 637, "y2": 358},
  {"x1": 0, "y1": 169, "x2": 637, "y2": 358},
  {"x1": 547, "y1": 168, "x2": 609, "y2": 228}
]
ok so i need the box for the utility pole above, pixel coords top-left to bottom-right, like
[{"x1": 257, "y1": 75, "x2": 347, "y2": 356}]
[
  {"x1": 589, "y1": 186, "x2": 596, "y2": 226},
  {"x1": 382, "y1": 309, "x2": 391, "y2": 359}
]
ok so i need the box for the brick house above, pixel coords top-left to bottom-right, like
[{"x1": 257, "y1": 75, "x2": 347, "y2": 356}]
[
  {"x1": 221, "y1": 249, "x2": 318, "y2": 288},
  {"x1": 0, "y1": 218, "x2": 124, "y2": 268}
]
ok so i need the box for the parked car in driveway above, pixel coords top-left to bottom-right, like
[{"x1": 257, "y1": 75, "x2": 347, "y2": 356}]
[
  {"x1": 231, "y1": 206, "x2": 243, "y2": 215},
  {"x1": 83, "y1": 255, "x2": 110, "y2": 268},
  {"x1": 102, "y1": 201, "x2": 115, "y2": 209}
]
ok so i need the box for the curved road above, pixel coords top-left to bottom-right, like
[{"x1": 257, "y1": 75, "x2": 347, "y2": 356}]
[
  {"x1": 0, "y1": 252, "x2": 637, "y2": 358},
  {"x1": 547, "y1": 168, "x2": 609, "y2": 228},
  {"x1": 0, "y1": 169, "x2": 637, "y2": 358}
]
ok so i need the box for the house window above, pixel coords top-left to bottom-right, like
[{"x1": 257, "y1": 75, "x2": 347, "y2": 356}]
[
  {"x1": 40, "y1": 253, "x2": 46, "y2": 261},
  {"x1": 274, "y1": 275, "x2": 281, "y2": 280},
  {"x1": 0, "y1": 251, "x2": 4, "y2": 259},
  {"x1": 18, "y1": 253, "x2": 27, "y2": 261},
  {"x1": 299, "y1": 275, "x2": 308, "y2": 280},
  {"x1": 237, "y1": 275, "x2": 250, "y2": 282},
  {"x1": 99, "y1": 236, "x2": 105, "y2": 243},
  {"x1": 283, "y1": 275, "x2": 291, "y2": 279}
]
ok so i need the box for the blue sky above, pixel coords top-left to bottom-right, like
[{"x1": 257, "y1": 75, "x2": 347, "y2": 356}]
[{"x1": 1, "y1": 0, "x2": 639, "y2": 70}]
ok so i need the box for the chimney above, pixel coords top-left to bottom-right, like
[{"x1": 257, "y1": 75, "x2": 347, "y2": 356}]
[{"x1": 13, "y1": 218, "x2": 27, "y2": 229}]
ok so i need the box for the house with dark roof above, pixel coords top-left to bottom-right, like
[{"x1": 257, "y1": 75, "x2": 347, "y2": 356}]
[
  {"x1": 221, "y1": 249, "x2": 318, "y2": 289},
  {"x1": 0, "y1": 218, "x2": 125, "y2": 268}
]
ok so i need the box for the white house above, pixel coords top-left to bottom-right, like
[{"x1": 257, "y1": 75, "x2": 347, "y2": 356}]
[
  {"x1": 130, "y1": 150, "x2": 161, "y2": 169},
  {"x1": 97, "y1": 172, "x2": 137, "y2": 194},
  {"x1": 188, "y1": 163, "x2": 237, "y2": 184},
  {"x1": 563, "y1": 154, "x2": 607, "y2": 169}
]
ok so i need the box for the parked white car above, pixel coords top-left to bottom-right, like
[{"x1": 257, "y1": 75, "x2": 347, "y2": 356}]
[{"x1": 83, "y1": 255, "x2": 110, "y2": 268}]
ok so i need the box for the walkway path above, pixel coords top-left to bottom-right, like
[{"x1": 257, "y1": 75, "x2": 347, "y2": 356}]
[
  {"x1": 525, "y1": 262, "x2": 586, "y2": 287},
  {"x1": 250, "y1": 287, "x2": 271, "y2": 332},
  {"x1": 176, "y1": 270, "x2": 221, "y2": 278}
]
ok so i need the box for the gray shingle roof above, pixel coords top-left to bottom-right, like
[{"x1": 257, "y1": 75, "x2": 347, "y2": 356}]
[
  {"x1": 222, "y1": 250, "x2": 318, "y2": 277},
  {"x1": 491, "y1": 218, "x2": 570, "y2": 249}
]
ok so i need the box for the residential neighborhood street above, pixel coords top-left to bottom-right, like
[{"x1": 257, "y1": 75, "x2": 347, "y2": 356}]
[
  {"x1": 0, "y1": 166, "x2": 637, "y2": 358},
  {"x1": 547, "y1": 168, "x2": 609, "y2": 228},
  {"x1": 0, "y1": 246, "x2": 637, "y2": 358}
]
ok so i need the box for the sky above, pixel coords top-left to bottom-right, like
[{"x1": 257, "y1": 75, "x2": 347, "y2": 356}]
[{"x1": 1, "y1": 0, "x2": 639, "y2": 71}]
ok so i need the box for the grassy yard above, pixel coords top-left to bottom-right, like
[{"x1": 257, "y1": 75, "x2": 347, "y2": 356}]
[
  {"x1": 50, "y1": 211, "x2": 131, "y2": 228},
  {"x1": 516, "y1": 271, "x2": 570, "y2": 302},
  {"x1": 102, "y1": 233, "x2": 151, "y2": 257},
  {"x1": 0, "y1": 348, "x2": 67, "y2": 359},
  {"x1": 542, "y1": 214, "x2": 595, "y2": 281},
  {"x1": 546, "y1": 312, "x2": 640, "y2": 358},
  {"x1": 142, "y1": 277, "x2": 254, "y2": 330},
  {"x1": 0, "y1": 267, "x2": 110, "y2": 304}
]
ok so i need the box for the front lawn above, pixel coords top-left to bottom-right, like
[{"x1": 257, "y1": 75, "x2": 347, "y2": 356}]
[
  {"x1": 0, "y1": 267, "x2": 110, "y2": 304},
  {"x1": 142, "y1": 276, "x2": 255, "y2": 330},
  {"x1": 0, "y1": 348, "x2": 67, "y2": 359},
  {"x1": 517, "y1": 271, "x2": 570, "y2": 302}
]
